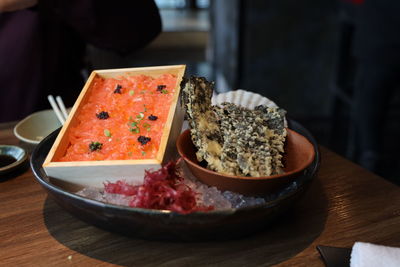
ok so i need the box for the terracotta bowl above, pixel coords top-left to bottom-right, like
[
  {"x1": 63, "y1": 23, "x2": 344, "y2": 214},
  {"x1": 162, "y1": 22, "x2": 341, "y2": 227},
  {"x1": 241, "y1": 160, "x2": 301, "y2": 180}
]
[{"x1": 177, "y1": 129, "x2": 315, "y2": 196}]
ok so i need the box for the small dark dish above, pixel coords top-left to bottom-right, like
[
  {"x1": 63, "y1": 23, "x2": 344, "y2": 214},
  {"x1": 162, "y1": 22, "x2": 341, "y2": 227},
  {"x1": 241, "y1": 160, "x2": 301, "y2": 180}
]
[
  {"x1": 0, "y1": 145, "x2": 28, "y2": 176},
  {"x1": 177, "y1": 128, "x2": 315, "y2": 196},
  {"x1": 30, "y1": 120, "x2": 320, "y2": 241}
]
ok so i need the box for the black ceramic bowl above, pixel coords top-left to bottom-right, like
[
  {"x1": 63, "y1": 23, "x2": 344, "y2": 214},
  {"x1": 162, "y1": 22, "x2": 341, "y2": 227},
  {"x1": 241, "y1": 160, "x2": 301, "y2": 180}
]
[
  {"x1": 0, "y1": 145, "x2": 28, "y2": 177},
  {"x1": 30, "y1": 120, "x2": 320, "y2": 241}
]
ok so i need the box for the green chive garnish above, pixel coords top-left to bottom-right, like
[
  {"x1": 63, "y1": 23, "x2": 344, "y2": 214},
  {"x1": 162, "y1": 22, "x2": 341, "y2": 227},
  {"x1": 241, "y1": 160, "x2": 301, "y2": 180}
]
[
  {"x1": 130, "y1": 127, "x2": 140, "y2": 134},
  {"x1": 136, "y1": 113, "x2": 144, "y2": 120},
  {"x1": 143, "y1": 122, "x2": 151, "y2": 131},
  {"x1": 104, "y1": 129, "x2": 111, "y2": 137}
]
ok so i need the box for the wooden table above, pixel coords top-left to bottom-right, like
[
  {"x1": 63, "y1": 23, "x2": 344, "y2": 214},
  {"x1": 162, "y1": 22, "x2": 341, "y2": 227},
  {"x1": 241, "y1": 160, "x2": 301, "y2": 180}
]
[{"x1": 1, "y1": 122, "x2": 399, "y2": 266}]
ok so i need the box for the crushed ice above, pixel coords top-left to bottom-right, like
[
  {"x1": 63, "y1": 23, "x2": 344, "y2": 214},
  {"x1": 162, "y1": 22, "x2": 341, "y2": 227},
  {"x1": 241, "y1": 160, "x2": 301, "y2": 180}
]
[{"x1": 76, "y1": 163, "x2": 299, "y2": 211}]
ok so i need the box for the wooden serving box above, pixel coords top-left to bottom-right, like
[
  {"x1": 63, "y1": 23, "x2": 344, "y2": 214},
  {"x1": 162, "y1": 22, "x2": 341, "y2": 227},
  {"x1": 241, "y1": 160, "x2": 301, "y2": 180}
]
[{"x1": 43, "y1": 65, "x2": 186, "y2": 188}]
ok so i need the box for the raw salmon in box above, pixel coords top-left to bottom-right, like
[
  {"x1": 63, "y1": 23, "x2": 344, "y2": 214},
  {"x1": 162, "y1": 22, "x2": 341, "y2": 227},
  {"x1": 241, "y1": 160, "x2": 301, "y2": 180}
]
[{"x1": 43, "y1": 65, "x2": 186, "y2": 188}]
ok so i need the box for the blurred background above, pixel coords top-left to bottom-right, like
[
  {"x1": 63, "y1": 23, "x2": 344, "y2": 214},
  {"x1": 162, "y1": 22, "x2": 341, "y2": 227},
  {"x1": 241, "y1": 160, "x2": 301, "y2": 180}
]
[
  {"x1": 87, "y1": 0, "x2": 400, "y2": 184},
  {"x1": 1, "y1": 0, "x2": 399, "y2": 184}
]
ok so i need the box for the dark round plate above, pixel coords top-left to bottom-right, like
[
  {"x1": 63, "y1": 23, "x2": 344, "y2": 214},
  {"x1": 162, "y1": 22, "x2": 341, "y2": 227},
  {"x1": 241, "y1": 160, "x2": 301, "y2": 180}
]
[{"x1": 30, "y1": 119, "x2": 320, "y2": 241}]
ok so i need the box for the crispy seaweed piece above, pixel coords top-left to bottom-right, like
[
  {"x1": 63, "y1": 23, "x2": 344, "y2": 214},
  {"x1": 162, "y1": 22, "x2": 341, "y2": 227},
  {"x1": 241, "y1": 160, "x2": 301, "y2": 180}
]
[
  {"x1": 180, "y1": 77, "x2": 225, "y2": 173},
  {"x1": 180, "y1": 76, "x2": 287, "y2": 177}
]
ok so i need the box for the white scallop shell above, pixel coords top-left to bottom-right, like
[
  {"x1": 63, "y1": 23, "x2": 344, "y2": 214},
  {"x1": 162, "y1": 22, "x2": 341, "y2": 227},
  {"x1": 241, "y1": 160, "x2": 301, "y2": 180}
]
[
  {"x1": 212, "y1": 89, "x2": 287, "y2": 126},
  {"x1": 212, "y1": 89, "x2": 279, "y2": 109}
]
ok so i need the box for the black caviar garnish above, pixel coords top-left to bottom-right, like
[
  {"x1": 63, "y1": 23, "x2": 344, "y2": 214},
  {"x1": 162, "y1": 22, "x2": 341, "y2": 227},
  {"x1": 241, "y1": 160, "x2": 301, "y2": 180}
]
[
  {"x1": 96, "y1": 111, "x2": 109, "y2": 120},
  {"x1": 156, "y1": 85, "x2": 166, "y2": 92},
  {"x1": 138, "y1": 136, "x2": 151, "y2": 145},
  {"x1": 89, "y1": 141, "x2": 103, "y2": 152},
  {"x1": 148, "y1": 114, "x2": 158, "y2": 121},
  {"x1": 114, "y1": 84, "x2": 122, "y2": 94}
]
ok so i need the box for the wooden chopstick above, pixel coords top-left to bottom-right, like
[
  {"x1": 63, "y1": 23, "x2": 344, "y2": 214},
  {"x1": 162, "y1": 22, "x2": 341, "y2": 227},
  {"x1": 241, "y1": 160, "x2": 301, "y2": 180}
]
[
  {"x1": 47, "y1": 95, "x2": 66, "y2": 125},
  {"x1": 56, "y1": 96, "x2": 69, "y2": 120}
]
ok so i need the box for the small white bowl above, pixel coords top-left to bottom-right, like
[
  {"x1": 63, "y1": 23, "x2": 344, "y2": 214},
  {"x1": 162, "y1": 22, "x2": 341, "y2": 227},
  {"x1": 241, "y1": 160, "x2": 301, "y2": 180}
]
[{"x1": 14, "y1": 109, "x2": 63, "y2": 145}]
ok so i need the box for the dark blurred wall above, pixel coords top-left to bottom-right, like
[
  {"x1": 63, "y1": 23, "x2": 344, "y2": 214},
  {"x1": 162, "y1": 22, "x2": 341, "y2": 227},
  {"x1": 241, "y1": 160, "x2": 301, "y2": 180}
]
[{"x1": 210, "y1": 0, "x2": 339, "y2": 118}]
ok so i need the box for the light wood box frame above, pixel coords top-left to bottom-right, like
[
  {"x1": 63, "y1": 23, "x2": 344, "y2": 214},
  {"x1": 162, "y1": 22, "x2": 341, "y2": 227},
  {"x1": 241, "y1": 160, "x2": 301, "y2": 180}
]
[{"x1": 43, "y1": 65, "x2": 186, "y2": 188}]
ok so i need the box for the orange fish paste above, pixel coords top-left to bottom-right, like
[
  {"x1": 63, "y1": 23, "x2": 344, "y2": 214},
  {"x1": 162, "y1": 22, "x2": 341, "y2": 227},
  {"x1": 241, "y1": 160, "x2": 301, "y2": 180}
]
[{"x1": 59, "y1": 74, "x2": 177, "y2": 162}]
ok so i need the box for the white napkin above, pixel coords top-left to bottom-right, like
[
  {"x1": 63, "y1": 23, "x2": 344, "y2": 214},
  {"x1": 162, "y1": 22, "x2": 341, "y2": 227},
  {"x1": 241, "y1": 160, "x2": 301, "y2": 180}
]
[{"x1": 350, "y1": 242, "x2": 400, "y2": 267}]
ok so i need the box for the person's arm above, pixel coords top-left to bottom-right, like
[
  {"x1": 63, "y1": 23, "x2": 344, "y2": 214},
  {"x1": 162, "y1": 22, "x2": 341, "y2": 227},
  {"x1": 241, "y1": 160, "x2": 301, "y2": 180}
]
[{"x1": 0, "y1": 0, "x2": 37, "y2": 12}]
